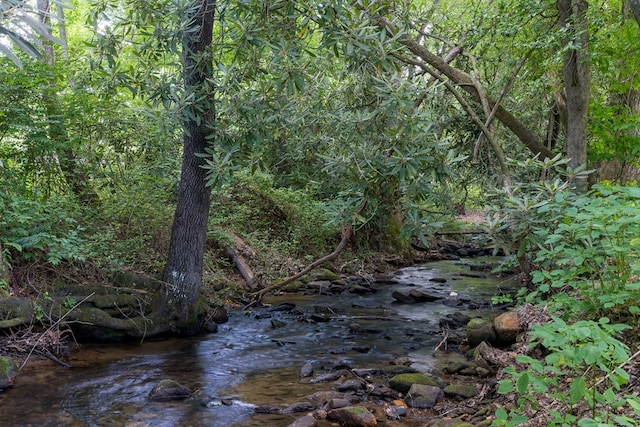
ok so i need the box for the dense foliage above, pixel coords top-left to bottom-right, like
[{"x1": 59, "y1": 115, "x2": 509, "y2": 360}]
[{"x1": 1, "y1": 1, "x2": 640, "y2": 423}]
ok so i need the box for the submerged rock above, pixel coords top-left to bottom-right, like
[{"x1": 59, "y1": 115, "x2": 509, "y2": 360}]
[{"x1": 148, "y1": 379, "x2": 191, "y2": 401}]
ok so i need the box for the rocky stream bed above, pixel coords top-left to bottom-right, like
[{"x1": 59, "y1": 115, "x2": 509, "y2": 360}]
[{"x1": 0, "y1": 257, "x2": 524, "y2": 427}]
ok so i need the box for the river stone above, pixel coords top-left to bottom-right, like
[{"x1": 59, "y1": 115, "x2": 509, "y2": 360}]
[
  {"x1": 148, "y1": 379, "x2": 191, "y2": 401},
  {"x1": 0, "y1": 355, "x2": 18, "y2": 390},
  {"x1": 327, "y1": 398, "x2": 352, "y2": 409},
  {"x1": 443, "y1": 384, "x2": 478, "y2": 399},
  {"x1": 493, "y1": 311, "x2": 520, "y2": 344},
  {"x1": 389, "y1": 373, "x2": 439, "y2": 394},
  {"x1": 286, "y1": 415, "x2": 317, "y2": 427},
  {"x1": 466, "y1": 318, "x2": 496, "y2": 346},
  {"x1": 405, "y1": 384, "x2": 443, "y2": 409},
  {"x1": 301, "y1": 362, "x2": 314, "y2": 378},
  {"x1": 327, "y1": 405, "x2": 377, "y2": 427},
  {"x1": 338, "y1": 379, "x2": 364, "y2": 392},
  {"x1": 315, "y1": 269, "x2": 340, "y2": 281}
]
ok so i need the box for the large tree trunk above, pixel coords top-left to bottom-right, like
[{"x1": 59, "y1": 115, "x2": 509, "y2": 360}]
[
  {"x1": 557, "y1": 0, "x2": 590, "y2": 189},
  {"x1": 162, "y1": 0, "x2": 216, "y2": 335}
]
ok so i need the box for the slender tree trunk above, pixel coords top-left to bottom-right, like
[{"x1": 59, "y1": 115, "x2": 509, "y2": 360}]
[
  {"x1": 162, "y1": 0, "x2": 215, "y2": 335},
  {"x1": 557, "y1": 0, "x2": 590, "y2": 189}
]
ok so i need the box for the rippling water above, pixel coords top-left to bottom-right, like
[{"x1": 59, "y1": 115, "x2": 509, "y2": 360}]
[{"x1": 0, "y1": 258, "x2": 515, "y2": 426}]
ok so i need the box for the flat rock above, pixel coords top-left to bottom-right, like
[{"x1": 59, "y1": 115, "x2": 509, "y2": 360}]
[{"x1": 286, "y1": 415, "x2": 317, "y2": 427}]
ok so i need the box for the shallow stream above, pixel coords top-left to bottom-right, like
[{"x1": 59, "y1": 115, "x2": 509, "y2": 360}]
[{"x1": 0, "y1": 258, "x2": 516, "y2": 426}]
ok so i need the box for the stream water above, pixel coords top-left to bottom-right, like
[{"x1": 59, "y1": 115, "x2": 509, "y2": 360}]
[{"x1": 0, "y1": 258, "x2": 516, "y2": 427}]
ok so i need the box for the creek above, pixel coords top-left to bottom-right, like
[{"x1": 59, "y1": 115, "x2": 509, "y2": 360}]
[{"x1": 0, "y1": 258, "x2": 516, "y2": 427}]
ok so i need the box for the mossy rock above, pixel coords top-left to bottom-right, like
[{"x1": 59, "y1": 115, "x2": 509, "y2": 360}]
[
  {"x1": 314, "y1": 268, "x2": 340, "y2": 281},
  {"x1": 389, "y1": 373, "x2": 440, "y2": 393},
  {"x1": 0, "y1": 355, "x2": 18, "y2": 390},
  {"x1": 466, "y1": 318, "x2": 496, "y2": 346},
  {"x1": 443, "y1": 384, "x2": 478, "y2": 399}
]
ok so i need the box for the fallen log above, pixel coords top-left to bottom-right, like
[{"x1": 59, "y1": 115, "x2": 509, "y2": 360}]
[{"x1": 222, "y1": 232, "x2": 256, "y2": 289}]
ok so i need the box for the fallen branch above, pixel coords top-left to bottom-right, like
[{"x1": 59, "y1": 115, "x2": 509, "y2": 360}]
[
  {"x1": 247, "y1": 199, "x2": 367, "y2": 306},
  {"x1": 222, "y1": 232, "x2": 256, "y2": 289}
]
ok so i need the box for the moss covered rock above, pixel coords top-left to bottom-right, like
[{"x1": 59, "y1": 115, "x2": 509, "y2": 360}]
[
  {"x1": 389, "y1": 373, "x2": 440, "y2": 394},
  {"x1": 0, "y1": 355, "x2": 18, "y2": 390}
]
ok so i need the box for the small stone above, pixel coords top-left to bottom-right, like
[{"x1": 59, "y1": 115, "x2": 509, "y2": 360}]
[{"x1": 0, "y1": 355, "x2": 18, "y2": 390}]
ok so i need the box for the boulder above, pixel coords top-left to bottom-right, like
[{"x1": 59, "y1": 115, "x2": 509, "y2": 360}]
[
  {"x1": 148, "y1": 379, "x2": 191, "y2": 401},
  {"x1": 327, "y1": 405, "x2": 377, "y2": 427},
  {"x1": 493, "y1": 311, "x2": 520, "y2": 344},
  {"x1": 465, "y1": 318, "x2": 496, "y2": 346},
  {"x1": 0, "y1": 355, "x2": 18, "y2": 390},
  {"x1": 405, "y1": 384, "x2": 442, "y2": 409}
]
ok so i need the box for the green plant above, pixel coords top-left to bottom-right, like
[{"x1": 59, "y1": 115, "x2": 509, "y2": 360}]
[{"x1": 495, "y1": 317, "x2": 640, "y2": 426}]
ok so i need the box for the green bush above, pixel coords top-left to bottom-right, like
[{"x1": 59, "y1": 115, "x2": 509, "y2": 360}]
[{"x1": 491, "y1": 184, "x2": 640, "y2": 426}]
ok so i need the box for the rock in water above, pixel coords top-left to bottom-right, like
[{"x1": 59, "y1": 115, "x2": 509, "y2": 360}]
[
  {"x1": 300, "y1": 361, "x2": 314, "y2": 378},
  {"x1": 148, "y1": 379, "x2": 191, "y2": 401}
]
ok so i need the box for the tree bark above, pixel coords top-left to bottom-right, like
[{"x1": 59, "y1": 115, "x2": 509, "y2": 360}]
[
  {"x1": 162, "y1": 0, "x2": 216, "y2": 335},
  {"x1": 557, "y1": 0, "x2": 590, "y2": 188}
]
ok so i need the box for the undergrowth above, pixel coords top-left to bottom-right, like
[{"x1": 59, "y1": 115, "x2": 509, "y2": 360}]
[{"x1": 488, "y1": 157, "x2": 640, "y2": 426}]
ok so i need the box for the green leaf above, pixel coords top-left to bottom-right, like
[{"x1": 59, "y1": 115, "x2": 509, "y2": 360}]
[
  {"x1": 569, "y1": 377, "x2": 586, "y2": 404},
  {"x1": 516, "y1": 372, "x2": 529, "y2": 394},
  {"x1": 497, "y1": 379, "x2": 513, "y2": 394}
]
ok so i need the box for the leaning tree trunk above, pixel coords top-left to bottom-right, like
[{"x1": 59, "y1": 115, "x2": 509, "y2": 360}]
[
  {"x1": 162, "y1": 0, "x2": 216, "y2": 335},
  {"x1": 557, "y1": 0, "x2": 590, "y2": 190}
]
